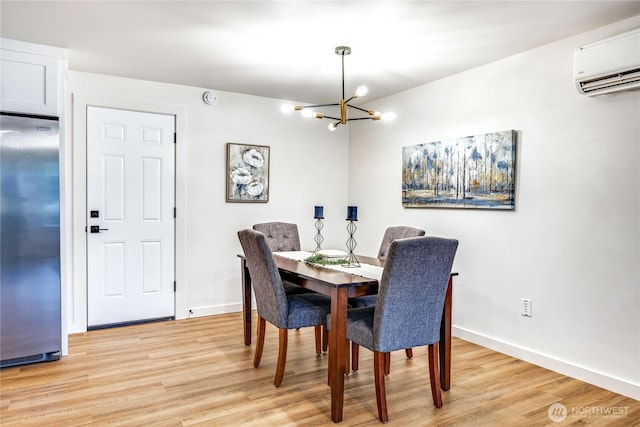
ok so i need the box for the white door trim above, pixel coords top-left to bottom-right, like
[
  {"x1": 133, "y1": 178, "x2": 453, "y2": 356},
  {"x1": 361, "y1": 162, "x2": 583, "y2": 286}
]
[{"x1": 70, "y1": 93, "x2": 188, "y2": 333}]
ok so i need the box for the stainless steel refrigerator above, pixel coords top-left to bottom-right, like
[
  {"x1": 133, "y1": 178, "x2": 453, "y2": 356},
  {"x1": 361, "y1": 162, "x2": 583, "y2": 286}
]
[{"x1": 1, "y1": 112, "x2": 61, "y2": 367}]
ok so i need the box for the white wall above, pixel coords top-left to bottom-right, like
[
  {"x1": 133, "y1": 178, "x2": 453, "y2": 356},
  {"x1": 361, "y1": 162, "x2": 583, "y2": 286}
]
[
  {"x1": 348, "y1": 16, "x2": 640, "y2": 399},
  {"x1": 67, "y1": 72, "x2": 349, "y2": 332}
]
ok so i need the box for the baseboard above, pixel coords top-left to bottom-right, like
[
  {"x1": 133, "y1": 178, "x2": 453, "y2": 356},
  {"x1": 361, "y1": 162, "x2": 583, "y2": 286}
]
[
  {"x1": 179, "y1": 303, "x2": 244, "y2": 319},
  {"x1": 68, "y1": 303, "x2": 245, "y2": 335},
  {"x1": 453, "y1": 326, "x2": 639, "y2": 401}
]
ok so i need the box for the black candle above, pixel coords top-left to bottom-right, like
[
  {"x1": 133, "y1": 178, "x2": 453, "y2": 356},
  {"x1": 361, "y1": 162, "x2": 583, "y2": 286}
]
[
  {"x1": 347, "y1": 206, "x2": 358, "y2": 221},
  {"x1": 314, "y1": 205, "x2": 324, "y2": 219}
]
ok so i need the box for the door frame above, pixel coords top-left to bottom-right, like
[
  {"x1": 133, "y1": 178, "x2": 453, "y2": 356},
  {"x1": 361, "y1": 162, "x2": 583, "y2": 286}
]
[{"x1": 70, "y1": 93, "x2": 187, "y2": 333}]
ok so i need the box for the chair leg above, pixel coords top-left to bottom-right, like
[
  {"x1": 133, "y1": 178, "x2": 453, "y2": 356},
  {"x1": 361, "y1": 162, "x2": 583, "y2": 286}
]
[
  {"x1": 327, "y1": 333, "x2": 350, "y2": 385},
  {"x1": 384, "y1": 352, "x2": 390, "y2": 375},
  {"x1": 274, "y1": 329, "x2": 288, "y2": 387},
  {"x1": 428, "y1": 343, "x2": 443, "y2": 408},
  {"x1": 373, "y1": 351, "x2": 389, "y2": 423},
  {"x1": 351, "y1": 342, "x2": 359, "y2": 372},
  {"x1": 254, "y1": 317, "x2": 266, "y2": 368},
  {"x1": 327, "y1": 326, "x2": 332, "y2": 386},
  {"x1": 322, "y1": 325, "x2": 328, "y2": 352},
  {"x1": 405, "y1": 348, "x2": 413, "y2": 359},
  {"x1": 345, "y1": 340, "x2": 350, "y2": 375},
  {"x1": 315, "y1": 325, "x2": 322, "y2": 355}
]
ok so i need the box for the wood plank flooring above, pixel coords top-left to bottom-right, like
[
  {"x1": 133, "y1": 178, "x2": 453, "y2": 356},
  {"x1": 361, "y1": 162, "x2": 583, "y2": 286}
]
[{"x1": 1, "y1": 312, "x2": 638, "y2": 426}]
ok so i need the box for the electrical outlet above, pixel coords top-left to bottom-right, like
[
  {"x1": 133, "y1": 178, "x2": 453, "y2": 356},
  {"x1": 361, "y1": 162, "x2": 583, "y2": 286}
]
[{"x1": 521, "y1": 298, "x2": 532, "y2": 317}]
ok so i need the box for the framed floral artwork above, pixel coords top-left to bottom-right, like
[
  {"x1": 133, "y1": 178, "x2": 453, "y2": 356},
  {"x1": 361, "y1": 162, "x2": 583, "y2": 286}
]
[{"x1": 226, "y1": 143, "x2": 270, "y2": 202}]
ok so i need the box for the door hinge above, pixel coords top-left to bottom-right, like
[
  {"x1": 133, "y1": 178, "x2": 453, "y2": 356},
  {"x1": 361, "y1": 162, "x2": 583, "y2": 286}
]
[
  {"x1": 174, "y1": 281, "x2": 176, "y2": 292},
  {"x1": 173, "y1": 207, "x2": 176, "y2": 218},
  {"x1": 174, "y1": 132, "x2": 177, "y2": 144}
]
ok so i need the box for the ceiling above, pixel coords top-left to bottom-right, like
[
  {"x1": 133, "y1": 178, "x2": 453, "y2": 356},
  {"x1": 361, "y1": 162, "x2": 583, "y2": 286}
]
[{"x1": 1, "y1": 1, "x2": 639, "y2": 104}]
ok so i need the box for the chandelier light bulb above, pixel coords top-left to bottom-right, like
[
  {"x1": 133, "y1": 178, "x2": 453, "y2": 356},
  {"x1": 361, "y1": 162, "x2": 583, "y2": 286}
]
[
  {"x1": 355, "y1": 85, "x2": 368, "y2": 97},
  {"x1": 280, "y1": 104, "x2": 295, "y2": 113},
  {"x1": 328, "y1": 122, "x2": 338, "y2": 131},
  {"x1": 381, "y1": 111, "x2": 397, "y2": 121},
  {"x1": 301, "y1": 109, "x2": 314, "y2": 118}
]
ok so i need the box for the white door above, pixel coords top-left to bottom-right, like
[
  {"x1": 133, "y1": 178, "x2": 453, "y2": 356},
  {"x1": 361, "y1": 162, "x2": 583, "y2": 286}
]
[{"x1": 87, "y1": 107, "x2": 175, "y2": 327}]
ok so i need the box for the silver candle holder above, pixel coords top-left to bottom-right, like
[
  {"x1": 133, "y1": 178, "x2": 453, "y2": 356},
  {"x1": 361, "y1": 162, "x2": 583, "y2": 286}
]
[
  {"x1": 344, "y1": 206, "x2": 360, "y2": 267},
  {"x1": 313, "y1": 205, "x2": 324, "y2": 253}
]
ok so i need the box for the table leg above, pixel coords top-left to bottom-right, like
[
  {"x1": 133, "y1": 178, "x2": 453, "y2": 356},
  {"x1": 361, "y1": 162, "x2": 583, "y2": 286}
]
[
  {"x1": 241, "y1": 258, "x2": 252, "y2": 346},
  {"x1": 329, "y1": 287, "x2": 348, "y2": 423},
  {"x1": 439, "y1": 276, "x2": 453, "y2": 391}
]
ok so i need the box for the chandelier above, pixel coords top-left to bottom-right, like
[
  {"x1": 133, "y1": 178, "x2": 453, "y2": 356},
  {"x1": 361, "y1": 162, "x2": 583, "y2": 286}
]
[{"x1": 281, "y1": 46, "x2": 396, "y2": 131}]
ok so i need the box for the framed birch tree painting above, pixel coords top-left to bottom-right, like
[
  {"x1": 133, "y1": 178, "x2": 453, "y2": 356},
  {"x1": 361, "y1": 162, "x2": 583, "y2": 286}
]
[
  {"x1": 402, "y1": 130, "x2": 516, "y2": 209},
  {"x1": 226, "y1": 143, "x2": 270, "y2": 202}
]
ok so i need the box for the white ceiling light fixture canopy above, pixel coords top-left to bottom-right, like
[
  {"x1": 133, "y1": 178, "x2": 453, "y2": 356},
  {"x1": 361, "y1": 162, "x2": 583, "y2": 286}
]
[{"x1": 281, "y1": 46, "x2": 395, "y2": 131}]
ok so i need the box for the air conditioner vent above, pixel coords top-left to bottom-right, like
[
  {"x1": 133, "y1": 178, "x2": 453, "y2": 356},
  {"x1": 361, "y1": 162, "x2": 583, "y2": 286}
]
[
  {"x1": 578, "y1": 68, "x2": 640, "y2": 94},
  {"x1": 574, "y1": 28, "x2": 640, "y2": 96}
]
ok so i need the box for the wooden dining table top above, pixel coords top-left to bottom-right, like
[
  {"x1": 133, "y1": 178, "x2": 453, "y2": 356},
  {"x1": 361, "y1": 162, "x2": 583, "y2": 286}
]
[{"x1": 273, "y1": 253, "x2": 381, "y2": 297}]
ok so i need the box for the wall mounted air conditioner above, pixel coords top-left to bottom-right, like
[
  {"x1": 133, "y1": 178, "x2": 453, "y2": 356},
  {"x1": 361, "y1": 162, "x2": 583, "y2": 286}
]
[{"x1": 574, "y1": 28, "x2": 640, "y2": 96}]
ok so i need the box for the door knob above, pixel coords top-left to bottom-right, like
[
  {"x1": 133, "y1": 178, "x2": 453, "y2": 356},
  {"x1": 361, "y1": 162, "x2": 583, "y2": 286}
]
[{"x1": 90, "y1": 225, "x2": 109, "y2": 233}]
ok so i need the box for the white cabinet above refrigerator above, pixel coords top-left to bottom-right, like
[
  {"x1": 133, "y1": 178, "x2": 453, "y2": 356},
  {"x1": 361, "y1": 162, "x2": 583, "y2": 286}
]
[{"x1": 0, "y1": 38, "x2": 67, "y2": 117}]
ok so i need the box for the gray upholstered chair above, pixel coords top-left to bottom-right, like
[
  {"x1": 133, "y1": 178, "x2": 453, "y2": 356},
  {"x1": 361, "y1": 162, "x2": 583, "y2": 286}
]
[
  {"x1": 253, "y1": 222, "x2": 311, "y2": 296},
  {"x1": 253, "y1": 221, "x2": 326, "y2": 352},
  {"x1": 349, "y1": 226, "x2": 426, "y2": 365},
  {"x1": 345, "y1": 236, "x2": 458, "y2": 422},
  {"x1": 348, "y1": 226, "x2": 425, "y2": 309},
  {"x1": 238, "y1": 229, "x2": 332, "y2": 387},
  {"x1": 253, "y1": 221, "x2": 301, "y2": 252},
  {"x1": 376, "y1": 225, "x2": 426, "y2": 260}
]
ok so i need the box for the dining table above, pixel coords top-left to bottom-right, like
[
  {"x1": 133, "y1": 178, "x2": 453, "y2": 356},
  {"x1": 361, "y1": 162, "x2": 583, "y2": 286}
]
[{"x1": 238, "y1": 251, "x2": 457, "y2": 423}]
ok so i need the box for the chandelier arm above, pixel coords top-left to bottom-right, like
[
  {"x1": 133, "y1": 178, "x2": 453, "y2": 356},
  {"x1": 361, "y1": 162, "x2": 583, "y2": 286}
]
[
  {"x1": 323, "y1": 115, "x2": 342, "y2": 121},
  {"x1": 347, "y1": 105, "x2": 372, "y2": 114},
  {"x1": 301, "y1": 103, "x2": 341, "y2": 109},
  {"x1": 346, "y1": 117, "x2": 375, "y2": 121}
]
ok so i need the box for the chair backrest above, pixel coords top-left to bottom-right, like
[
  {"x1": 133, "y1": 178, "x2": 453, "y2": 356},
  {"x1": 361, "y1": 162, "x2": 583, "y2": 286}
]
[
  {"x1": 253, "y1": 222, "x2": 301, "y2": 252},
  {"x1": 373, "y1": 236, "x2": 458, "y2": 352},
  {"x1": 238, "y1": 229, "x2": 289, "y2": 328},
  {"x1": 377, "y1": 226, "x2": 426, "y2": 259}
]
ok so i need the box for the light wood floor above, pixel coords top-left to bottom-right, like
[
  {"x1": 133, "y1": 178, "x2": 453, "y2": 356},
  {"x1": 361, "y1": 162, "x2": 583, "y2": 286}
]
[{"x1": 1, "y1": 312, "x2": 638, "y2": 426}]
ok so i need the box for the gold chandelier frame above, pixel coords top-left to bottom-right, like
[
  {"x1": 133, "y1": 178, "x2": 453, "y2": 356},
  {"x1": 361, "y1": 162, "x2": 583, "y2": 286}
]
[{"x1": 281, "y1": 46, "x2": 395, "y2": 131}]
